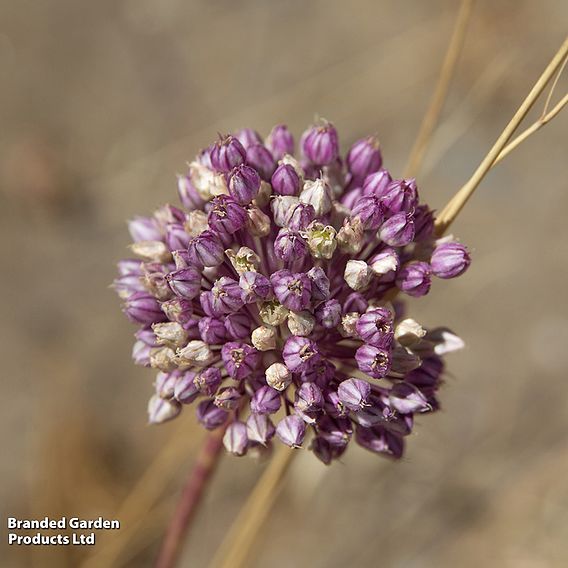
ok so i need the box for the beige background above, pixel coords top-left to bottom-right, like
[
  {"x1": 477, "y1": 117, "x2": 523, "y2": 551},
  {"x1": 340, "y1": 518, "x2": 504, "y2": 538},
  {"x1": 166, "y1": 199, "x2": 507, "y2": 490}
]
[{"x1": 1, "y1": 1, "x2": 567, "y2": 566}]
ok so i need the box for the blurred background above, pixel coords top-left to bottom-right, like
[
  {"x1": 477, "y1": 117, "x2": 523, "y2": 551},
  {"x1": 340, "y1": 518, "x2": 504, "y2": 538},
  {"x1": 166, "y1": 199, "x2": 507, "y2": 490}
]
[{"x1": 1, "y1": 1, "x2": 567, "y2": 566}]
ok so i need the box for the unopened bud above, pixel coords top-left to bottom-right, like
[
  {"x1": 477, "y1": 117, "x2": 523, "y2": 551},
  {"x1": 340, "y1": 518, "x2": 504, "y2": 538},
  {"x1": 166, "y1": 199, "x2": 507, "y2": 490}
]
[
  {"x1": 150, "y1": 346, "x2": 177, "y2": 372},
  {"x1": 176, "y1": 340, "x2": 214, "y2": 369},
  {"x1": 130, "y1": 241, "x2": 171, "y2": 263},
  {"x1": 251, "y1": 325, "x2": 277, "y2": 351},
  {"x1": 246, "y1": 205, "x2": 271, "y2": 237},
  {"x1": 337, "y1": 218, "x2": 364, "y2": 254},
  {"x1": 395, "y1": 318, "x2": 426, "y2": 347},
  {"x1": 184, "y1": 210, "x2": 208, "y2": 236},
  {"x1": 148, "y1": 395, "x2": 181, "y2": 424},
  {"x1": 338, "y1": 312, "x2": 360, "y2": 338},
  {"x1": 152, "y1": 322, "x2": 188, "y2": 349},
  {"x1": 344, "y1": 260, "x2": 373, "y2": 291},
  {"x1": 265, "y1": 362, "x2": 292, "y2": 391},
  {"x1": 287, "y1": 310, "x2": 315, "y2": 336},
  {"x1": 300, "y1": 178, "x2": 333, "y2": 216}
]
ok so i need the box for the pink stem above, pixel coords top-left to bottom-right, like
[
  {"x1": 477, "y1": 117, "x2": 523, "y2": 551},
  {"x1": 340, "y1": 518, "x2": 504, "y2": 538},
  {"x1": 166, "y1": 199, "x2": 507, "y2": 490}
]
[{"x1": 155, "y1": 428, "x2": 226, "y2": 568}]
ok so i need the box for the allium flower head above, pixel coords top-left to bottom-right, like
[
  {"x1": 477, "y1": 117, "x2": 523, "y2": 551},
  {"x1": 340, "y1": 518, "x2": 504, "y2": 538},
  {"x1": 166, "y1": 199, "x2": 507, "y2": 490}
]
[{"x1": 114, "y1": 121, "x2": 471, "y2": 463}]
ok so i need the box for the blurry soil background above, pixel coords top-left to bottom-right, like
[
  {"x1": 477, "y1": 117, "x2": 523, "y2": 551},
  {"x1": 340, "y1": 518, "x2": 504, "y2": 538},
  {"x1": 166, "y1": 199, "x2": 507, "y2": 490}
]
[{"x1": 1, "y1": 1, "x2": 567, "y2": 567}]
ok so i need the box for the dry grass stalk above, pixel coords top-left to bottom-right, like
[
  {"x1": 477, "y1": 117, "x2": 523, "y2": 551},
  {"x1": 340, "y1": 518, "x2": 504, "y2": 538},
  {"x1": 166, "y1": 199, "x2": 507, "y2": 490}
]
[
  {"x1": 435, "y1": 36, "x2": 568, "y2": 235},
  {"x1": 403, "y1": 0, "x2": 475, "y2": 178}
]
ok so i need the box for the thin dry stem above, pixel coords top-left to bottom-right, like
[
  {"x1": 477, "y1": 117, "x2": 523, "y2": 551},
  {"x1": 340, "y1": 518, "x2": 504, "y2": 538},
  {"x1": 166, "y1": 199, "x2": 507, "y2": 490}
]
[
  {"x1": 435, "y1": 36, "x2": 568, "y2": 235},
  {"x1": 209, "y1": 445, "x2": 296, "y2": 568},
  {"x1": 403, "y1": 0, "x2": 475, "y2": 177}
]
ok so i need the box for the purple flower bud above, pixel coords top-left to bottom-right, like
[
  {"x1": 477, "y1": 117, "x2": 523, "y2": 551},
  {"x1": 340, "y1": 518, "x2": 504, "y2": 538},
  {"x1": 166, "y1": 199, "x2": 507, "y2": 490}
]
[
  {"x1": 301, "y1": 359, "x2": 335, "y2": 388},
  {"x1": 271, "y1": 163, "x2": 300, "y2": 196},
  {"x1": 276, "y1": 415, "x2": 306, "y2": 447},
  {"x1": 211, "y1": 277, "x2": 244, "y2": 314},
  {"x1": 343, "y1": 292, "x2": 368, "y2": 313},
  {"x1": 355, "y1": 344, "x2": 392, "y2": 378},
  {"x1": 208, "y1": 195, "x2": 247, "y2": 234},
  {"x1": 148, "y1": 395, "x2": 181, "y2": 424},
  {"x1": 380, "y1": 179, "x2": 418, "y2": 215},
  {"x1": 113, "y1": 273, "x2": 145, "y2": 299},
  {"x1": 406, "y1": 356, "x2": 443, "y2": 390},
  {"x1": 337, "y1": 378, "x2": 371, "y2": 411},
  {"x1": 389, "y1": 382, "x2": 431, "y2": 414},
  {"x1": 316, "y1": 416, "x2": 353, "y2": 448},
  {"x1": 155, "y1": 370, "x2": 179, "y2": 399},
  {"x1": 129, "y1": 216, "x2": 162, "y2": 242},
  {"x1": 214, "y1": 387, "x2": 242, "y2": 410},
  {"x1": 271, "y1": 270, "x2": 312, "y2": 311},
  {"x1": 123, "y1": 292, "x2": 166, "y2": 325},
  {"x1": 198, "y1": 316, "x2": 226, "y2": 344},
  {"x1": 282, "y1": 336, "x2": 320, "y2": 372},
  {"x1": 362, "y1": 169, "x2": 392, "y2": 197},
  {"x1": 228, "y1": 165, "x2": 261, "y2": 205},
  {"x1": 246, "y1": 144, "x2": 276, "y2": 181},
  {"x1": 287, "y1": 203, "x2": 316, "y2": 231},
  {"x1": 194, "y1": 367, "x2": 222, "y2": 396},
  {"x1": 413, "y1": 204, "x2": 435, "y2": 241},
  {"x1": 177, "y1": 175, "x2": 205, "y2": 210},
  {"x1": 379, "y1": 212, "x2": 415, "y2": 247},
  {"x1": 187, "y1": 230, "x2": 224, "y2": 267},
  {"x1": 165, "y1": 223, "x2": 191, "y2": 251},
  {"x1": 250, "y1": 386, "x2": 282, "y2": 414},
  {"x1": 295, "y1": 382, "x2": 323, "y2": 414},
  {"x1": 311, "y1": 437, "x2": 346, "y2": 464},
  {"x1": 351, "y1": 195, "x2": 386, "y2": 230},
  {"x1": 155, "y1": 204, "x2": 187, "y2": 226},
  {"x1": 396, "y1": 261, "x2": 431, "y2": 297},
  {"x1": 315, "y1": 299, "x2": 342, "y2": 328},
  {"x1": 223, "y1": 421, "x2": 248, "y2": 456},
  {"x1": 246, "y1": 413, "x2": 275, "y2": 445},
  {"x1": 221, "y1": 342, "x2": 261, "y2": 380},
  {"x1": 355, "y1": 308, "x2": 394, "y2": 348},
  {"x1": 301, "y1": 122, "x2": 339, "y2": 166},
  {"x1": 239, "y1": 271, "x2": 272, "y2": 303},
  {"x1": 430, "y1": 242, "x2": 471, "y2": 279},
  {"x1": 210, "y1": 135, "x2": 247, "y2": 173},
  {"x1": 273, "y1": 229, "x2": 309, "y2": 263},
  {"x1": 224, "y1": 312, "x2": 250, "y2": 340},
  {"x1": 165, "y1": 267, "x2": 201, "y2": 300},
  {"x1": 266, "y1": 124, "x2": 294, "y2": 160},
  {"x1": 199, "y1": 290, "x2": 221, "y2": 317},
  {"x1": 355, "y1": 427, "x2": 404, "y2": 459},
  {"x1": 346, "y1": 136, "x2": 382, "y2": 183},
  {"x1": 174, "y1": 371, "x2": 199, "y2": 404},
  {"x1": 132, "y1": 340, "x2": 152, "y2": 366},
  {"x1": 307, "y1": 266, "x2": 330, "y2": 302},
  {"x1": 234, "y1": 127, "x2": 263, "y2": 149},
  {"x1": 118, "y1": 258, "x2": 143, "y2": 276},
  {"x1": 196, "y1": 399, "x2": 228, "y2": 430}
]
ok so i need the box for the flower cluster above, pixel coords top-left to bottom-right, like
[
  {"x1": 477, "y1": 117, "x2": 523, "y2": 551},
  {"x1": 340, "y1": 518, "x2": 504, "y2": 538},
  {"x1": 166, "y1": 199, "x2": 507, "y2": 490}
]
[{"x1": 114, "y1": 121, "x2": 471, "y2": 463}]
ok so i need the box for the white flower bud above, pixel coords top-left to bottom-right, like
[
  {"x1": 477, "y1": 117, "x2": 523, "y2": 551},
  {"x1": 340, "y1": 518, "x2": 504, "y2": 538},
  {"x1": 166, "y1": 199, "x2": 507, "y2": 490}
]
[
  {"x1": 130, "y1": 240, "x2": 171, "y2": 263},
  {"x1": 176, "y1": 340, "x2": 214, "y2": 369},
  {"x1": 189, "y1": 161, "x2": 227, "y2": 200},
  {"x1": 265, "y1": 362, "x2": 292, "y2": 391},
  {"x1": 427, "y1": 328, "x2": 465, "y2": 355},
  {"x1": 225, "y1": 246, "x2": 261, "y2": 274},
  {"x1": 287, "y1": 310, "x2": 315, "y2": 337},
  {"x1": 338, "y1": 312, "x2": 360, "y2": 338},
  {"x1": 152, "y1": 322, "x2": 188, "y2": 349},
  {"x1": 185, "y1": 210, "x2": 209, "y2": 237},
  {"x1": 246, "y1": 206, "x2": 271, "y2": 237},
  {"x1": 337, "y1": 219, "x2": 364, "y2": 254},
  {"x1": 344, "y1": 259, "x2": 373, "y2": 291},
  {"x1": 271, "y1": 196, "x2": 300, "y2": 227},
  {"x1": 305, "y1": 222, "x2": 337, "y2": 260},
  {"x1": 370, "y1": 249, "x2": 399, "y2": 276},
  {"x1": 259, "y1": 301, "x2": 289, "y2": 326},
  {"x1": 251, "y1": 325, "x2": 277, "y2": 351},
  {"x1": 395, "y1": 318, "x2": 426, "y2": 347},
  {"x1": 150, "y1": 346, "x2": 177, "y2": 372},
  {"x1": 300, "y1": 178, "x2": 333, "y2": 216},
  {"x1": 148, "y1": 394, "x2": 181, "y2": 424}
]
